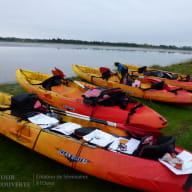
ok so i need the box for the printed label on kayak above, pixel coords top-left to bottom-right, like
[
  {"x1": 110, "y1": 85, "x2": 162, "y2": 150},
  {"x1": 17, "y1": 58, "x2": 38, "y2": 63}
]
[
  {"x1": 62, "y1": 105, "x2": 75, "y2": 111},
  {"x1": 57, "y1": 148, "x2": 89, "y2": 164}
]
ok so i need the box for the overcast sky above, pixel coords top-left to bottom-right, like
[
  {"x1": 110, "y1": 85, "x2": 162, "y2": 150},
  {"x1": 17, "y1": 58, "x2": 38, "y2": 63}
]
[{"x1": 1, "y1": 0, "x2": 192, "y2": 46}]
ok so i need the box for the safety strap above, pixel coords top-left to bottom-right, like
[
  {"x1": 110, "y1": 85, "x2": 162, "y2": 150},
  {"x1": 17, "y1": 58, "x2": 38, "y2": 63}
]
[
  {"x1": 0, "y1": 107, "x2": 11, "y2": 111},
  {"x1": 168, "y1": 88, "x2": 183, "y2": 95},
  {"x1": 126, "y1": 103, "x2": 143, "y2": 123},
  {"x1": 183, "y1": 174, "x2": 192, "y2": 191}
]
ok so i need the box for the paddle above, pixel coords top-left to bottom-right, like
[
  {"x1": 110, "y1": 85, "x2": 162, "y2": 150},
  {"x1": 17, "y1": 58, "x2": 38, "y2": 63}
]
[
  {"x1": 66, "y1": 78, "x2": 90, "y2": 90},
  {"x1": 50, "y1": 106, "x2": 162, "y2": 137}
]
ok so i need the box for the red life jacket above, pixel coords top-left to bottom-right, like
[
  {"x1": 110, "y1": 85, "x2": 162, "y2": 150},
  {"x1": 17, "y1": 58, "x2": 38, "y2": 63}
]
[{"x1": 99, "y1": 67, "x2": 112, "y2": 80}]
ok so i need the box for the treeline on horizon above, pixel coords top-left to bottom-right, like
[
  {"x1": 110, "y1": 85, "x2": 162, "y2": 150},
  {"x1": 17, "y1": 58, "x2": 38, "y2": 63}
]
[{"x1": 0, "y1": 36, "x2": 192, "y2": 51}]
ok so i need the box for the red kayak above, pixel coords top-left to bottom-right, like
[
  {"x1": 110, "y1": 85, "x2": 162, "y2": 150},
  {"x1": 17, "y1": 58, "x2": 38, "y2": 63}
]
[
  {"x1": 0, "y1": 92, "x2": 191, "y2": 192},
  {"x1": 16, "y1": 69, "x2": 168, "y2": 136}
]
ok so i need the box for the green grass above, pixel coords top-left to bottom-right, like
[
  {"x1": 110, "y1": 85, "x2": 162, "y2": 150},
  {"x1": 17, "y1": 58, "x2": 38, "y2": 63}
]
[
  {"x1": 144, "y1": 61, "x2": 192, "y2": 150},
  {"x1": 136, "y1": 99, "x2": 192, "y2": 150},
  {"x1": 151, "y1": 59, "x2": 192, "y2": 76},
  {"x1": 0, "y1": 83, "x2": 25, "y2": 95},
  {"x1": 0, "y1": 62, "x2": 192, "y2": 191}
]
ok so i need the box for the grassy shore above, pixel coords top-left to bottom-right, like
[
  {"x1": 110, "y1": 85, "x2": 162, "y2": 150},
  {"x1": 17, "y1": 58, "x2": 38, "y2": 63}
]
[
  {"x1": 146, "y1": 60, "x2": 192, "y2": 150},
  {"x1": 152, "y1": 59, "x2": 192, "y2": 75},
  {"x1": 0, "y1": 61, "x2": 192, "y2": 192}
]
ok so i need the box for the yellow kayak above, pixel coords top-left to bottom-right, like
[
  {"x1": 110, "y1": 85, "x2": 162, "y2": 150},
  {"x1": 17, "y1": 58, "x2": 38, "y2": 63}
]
[
  {"x1": 120, "y1": 62, "x2": 192, "y2": 91},
  {"x1": 0, "y1": 92, "x2": 191, "y2": 192},
  {"x1": 72, "y1": 64, "x2": 192, "y2": 104}
]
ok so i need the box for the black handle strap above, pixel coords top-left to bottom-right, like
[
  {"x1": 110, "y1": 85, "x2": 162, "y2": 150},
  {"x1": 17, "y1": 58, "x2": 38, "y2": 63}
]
[{"x1": 183, "y1": 174, "x2": 192, "y2": 191}]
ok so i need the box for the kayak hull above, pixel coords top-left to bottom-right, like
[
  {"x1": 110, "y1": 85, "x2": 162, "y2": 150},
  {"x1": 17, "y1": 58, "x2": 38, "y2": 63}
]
[
  {"x1": 16, "y1": 69, "x2": 168, "y2": 133},
  {"x1": 0, "y1": 92, "x2": 191, "y2": 192},
  {"x1": 72, "y1": 64, "x2": 192, "y2": 104},
  {"x1": 122, "y1": 63, "x2": 192, "y2": 91}
]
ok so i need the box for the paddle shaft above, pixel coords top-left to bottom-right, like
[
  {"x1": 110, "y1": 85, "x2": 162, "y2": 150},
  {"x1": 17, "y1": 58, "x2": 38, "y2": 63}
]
[
  {"x1": 50, "y1": 106, "x2": 116, "y2": 126},
  {"x1": 68, "y1": 79, "x2": 89, "y2": 90},
  {"x1": 50, "y1": 106, "x2": 161, "y2": 137}
]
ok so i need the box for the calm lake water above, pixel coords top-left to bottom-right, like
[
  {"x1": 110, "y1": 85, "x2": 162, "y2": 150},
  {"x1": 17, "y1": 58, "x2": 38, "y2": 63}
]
[{"x1": 0, "y1": 42, "x2": 192, "y2": 84}]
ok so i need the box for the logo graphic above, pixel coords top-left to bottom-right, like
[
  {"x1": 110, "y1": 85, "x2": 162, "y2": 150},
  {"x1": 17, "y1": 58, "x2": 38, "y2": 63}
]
[{"x1": 57, "y1": 148, "x2": 89, "y2": 164}]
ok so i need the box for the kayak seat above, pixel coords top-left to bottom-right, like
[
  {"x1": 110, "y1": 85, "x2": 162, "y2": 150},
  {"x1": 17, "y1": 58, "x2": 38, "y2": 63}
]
[
  {"x1": 150, "y1": 81, "x2": 164, "y2": 90},
  {"x1": 163, "y1": 73, "x2": 178, "y2": 80},
  {"x1": 74, "y1": 127, "x2": 97, "y2": 138},
  {"x1": 10, "y1": 93, "x2": 49, "y2": 119},
  {"x1": 169, "y1": 74, "x2": 178, "y2": 80},
  {"x1": 100, "y1": 67, "x2": 112, "y2": 80},
  {"x1": 143, "y1": 71, "x2": 164, "y2": 78},
  {"x1": 142, "y1": 81, "x2": 164, "y2": 90},
  {"x1": 138, "y1": 66, "x2": 147, "y2": 73},
  {"x1": 133, "y1": 135, "x2": 175, "y2": 160}
]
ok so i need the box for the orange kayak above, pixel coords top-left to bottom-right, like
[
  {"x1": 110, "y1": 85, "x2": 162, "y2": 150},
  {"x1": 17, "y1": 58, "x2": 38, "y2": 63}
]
[
  {"x1": 16, "y1": 69, "x2": 168, "y2": 132},
  {"x1": 72, "y1": 64, "x2": 192, "y2": 104},
  {"x1": 117, "y1": 62, "x2": 192, "y2": 91},
  {"x1": 16, "y1": 69, "x2": 168, "y2": 134},
  {"x1": 0, "y1": 92, "x2": 191, "y2": 192}
]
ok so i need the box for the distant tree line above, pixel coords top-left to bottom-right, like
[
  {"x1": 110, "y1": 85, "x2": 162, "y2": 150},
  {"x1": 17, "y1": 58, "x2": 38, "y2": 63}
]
[{"x1": 0, "y1": 36, "x2": 192, "y2": 51}]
